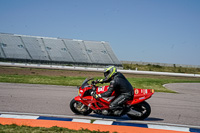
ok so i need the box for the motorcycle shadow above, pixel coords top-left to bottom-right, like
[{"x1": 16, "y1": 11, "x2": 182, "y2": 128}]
[{"x1": 88, "y1": 114, "x2": 164, "y2": 122}]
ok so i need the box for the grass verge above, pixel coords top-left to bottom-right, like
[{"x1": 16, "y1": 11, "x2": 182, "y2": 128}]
[
  {"x1": 123, "y1": 63, "x2": 200, "y2": 74},
  {"x1": 1, "y1": 73, "x2": 200, "y2": 93},
  {"x1": 0, "y1": 124, "x2": 109, "y2": 133}
]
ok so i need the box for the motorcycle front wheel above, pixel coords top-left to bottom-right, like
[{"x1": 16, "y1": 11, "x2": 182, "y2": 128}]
[
  {"x1": 70, "y1": 99, "x2": 92, "y2": 115},
  {"x1": 127, "y1": 101, "x2": 151, "y2": 120}
]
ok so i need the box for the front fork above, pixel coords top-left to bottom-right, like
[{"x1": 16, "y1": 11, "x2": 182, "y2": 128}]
[
  {"x1": 80, "y1": 104, "x2": 86, "y2": 110},
  {"x1": 74, "y1": 96, "x2": 91, "y2": 111}
]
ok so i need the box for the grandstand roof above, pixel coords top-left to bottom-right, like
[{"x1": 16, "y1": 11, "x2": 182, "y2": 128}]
[{"x1": 0, "y1": 33, "x2": 121, "y2": 66}]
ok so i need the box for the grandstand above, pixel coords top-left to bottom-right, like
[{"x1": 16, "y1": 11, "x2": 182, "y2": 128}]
[{"x1": 0, "y1": 33, "x2": 122, "y2": 67}]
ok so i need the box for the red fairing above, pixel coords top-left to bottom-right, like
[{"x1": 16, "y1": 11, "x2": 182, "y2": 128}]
[
  {"x1": 74, "y1": 96, "x2": 81, "y2": 101},
  {"x1": 95, "y1": 86, "x2": 154, "y2": 105},
  {"x1": 76, "y1": 83, "x2": 154, "y2": 110},
  {"x1": 96, "y1": 86, "x2": 116, "y2": 104},
  {"x1": 96, "y1": 85, "x2": 110, "y2": 94},
  {"x1": 127, "y1": 88, "x2": 154, "y2": 105}
]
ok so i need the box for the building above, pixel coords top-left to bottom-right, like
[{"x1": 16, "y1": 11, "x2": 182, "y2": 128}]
[{"x1": 0, "y1": 33, "x2": 122, "y2": 67}]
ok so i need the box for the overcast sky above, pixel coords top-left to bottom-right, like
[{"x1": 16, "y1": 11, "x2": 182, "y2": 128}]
[{"x1": 0, "y1": 0, "x2": 200, "y2": 65}]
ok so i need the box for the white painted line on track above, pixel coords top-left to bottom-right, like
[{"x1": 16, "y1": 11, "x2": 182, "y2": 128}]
[
  {"x1": 148, "y1": 124, "x2": 190, "y2": 132},
  {"x1": 0, "y1": 114, "x2": 39, "y2": 119},
  {"x1": 1, "y1": 111, "x2": 200, "y2": 131},
  {"x1": 0, "y1": 112, "x2": 103, "y2": 120},
  {"x1": 93, "y1": 120, "x2": 113, "y2": 125},
  {"x1": 72, "y1": 119, "x2": 91, "y2": 123},
  {"x1": 0, "y1": 112, "x2": 200, "y2": 132}
]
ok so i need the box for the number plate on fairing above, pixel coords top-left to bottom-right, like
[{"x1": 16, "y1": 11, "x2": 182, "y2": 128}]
[{"x1": 97, "y1": 86, "x2": 109, "y2": 93}]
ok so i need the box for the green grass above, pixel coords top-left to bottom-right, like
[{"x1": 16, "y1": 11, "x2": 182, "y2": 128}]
[
  {"x1": 0, "y1": 74, "x2": 86, "y2": 86},
  {"x1": 0, "y1": 124, "x2": 110, "y2": 133},
  {"x1": 1, "y1": 74, "x2": 200, "y2": 93}
]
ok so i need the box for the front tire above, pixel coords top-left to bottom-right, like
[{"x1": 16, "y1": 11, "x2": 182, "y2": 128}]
[
  {"x1": 127, "y1": 101, "x2": 151, "y2": 120},
  {"x1": 70, "y1": 99, "x2": 92, "y2": 115}
]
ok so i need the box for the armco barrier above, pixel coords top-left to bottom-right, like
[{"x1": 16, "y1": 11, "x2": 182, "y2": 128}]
[
  {"x1": 0, "y1": 113, "x2": 200, "y2": 133},
  {"x1": 0, "y1": 62, "x2": 200, "y2": 77}
]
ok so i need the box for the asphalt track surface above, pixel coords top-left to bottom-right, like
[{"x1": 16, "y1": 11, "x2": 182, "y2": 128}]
[{"x1": 0, "y1": 83, "x2": 200, "y2": 127}]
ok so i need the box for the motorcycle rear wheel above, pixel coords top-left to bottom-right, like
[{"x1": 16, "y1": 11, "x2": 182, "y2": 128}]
[
  {"x1": 127, "y1": 101, "x2": 151, "y2": 120},
  {"x1": 70, "y1": 99, "x2": 92, "y2": 115}
]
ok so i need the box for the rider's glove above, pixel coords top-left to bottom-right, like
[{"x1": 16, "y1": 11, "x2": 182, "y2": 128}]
[
  {"x1": 93, "y1": 94, "x2": 102, "y2": 99},
  {"x1": 95, "y1": 79, "x2": 104, "y2": 84}
]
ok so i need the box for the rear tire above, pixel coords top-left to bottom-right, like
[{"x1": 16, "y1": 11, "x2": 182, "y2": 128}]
[
  {"x1": 127, "y1": 101, "x2": 151, "y2": 120},
  {"x1": 70, "y1": 99, "x2": 92, "y2": 115}
]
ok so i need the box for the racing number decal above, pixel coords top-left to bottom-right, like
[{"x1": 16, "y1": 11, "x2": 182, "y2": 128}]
[{"x1": 98, "y1": 86, "x2": 105, "y2": 92}]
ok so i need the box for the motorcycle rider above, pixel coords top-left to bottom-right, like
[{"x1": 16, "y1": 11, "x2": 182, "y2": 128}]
[{"x1": 93, "y1": 66, "x2": 134, "y2": 115}]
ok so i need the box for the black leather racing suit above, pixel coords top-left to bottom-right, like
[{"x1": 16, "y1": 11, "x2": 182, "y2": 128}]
[{"x1": 100, "y1": 72, "x2": 134, "y2": 110}]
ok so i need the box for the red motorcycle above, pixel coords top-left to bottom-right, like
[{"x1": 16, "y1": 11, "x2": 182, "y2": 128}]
[{"x1": 70, "y1": 78, "x2": 154, "y2": 120}]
